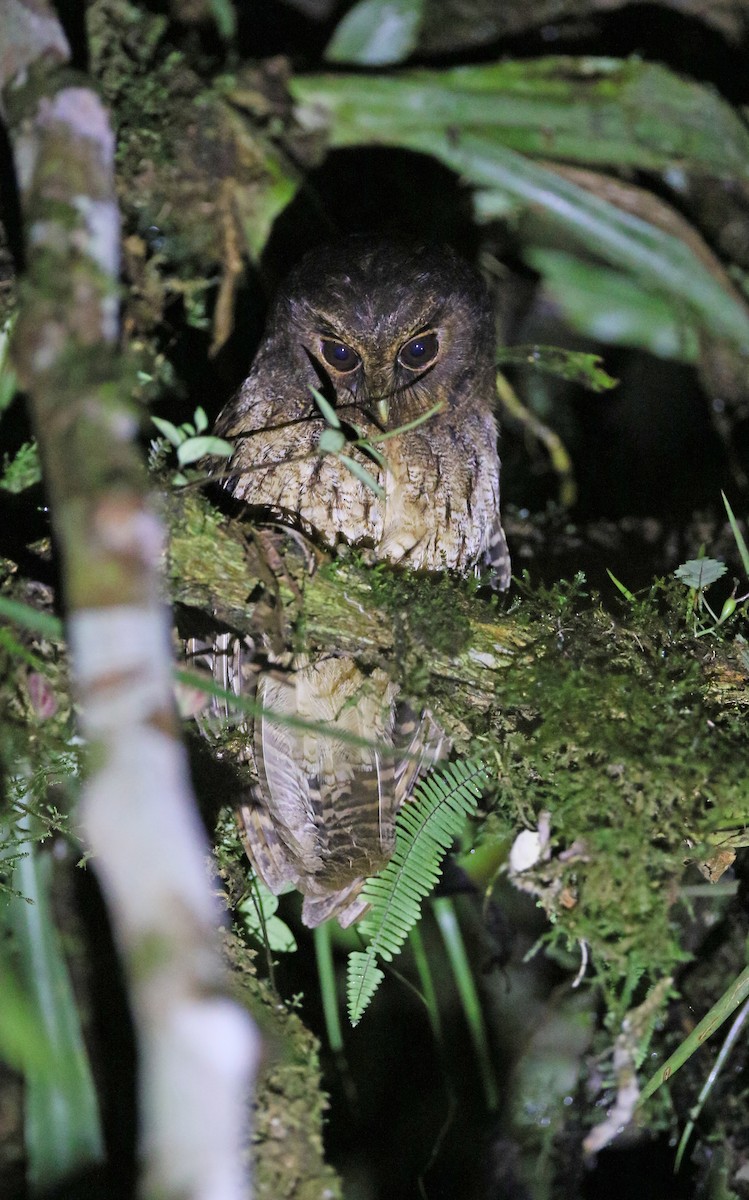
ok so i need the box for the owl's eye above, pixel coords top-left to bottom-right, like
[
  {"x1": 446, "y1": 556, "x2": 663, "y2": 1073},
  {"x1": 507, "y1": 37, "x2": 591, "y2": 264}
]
[
  {"x1": 321, "y1": 339, "x2": 361, "y2": 373},
  {"x1": 398, "y1": 331, "x2": 439, "y2": 371}
]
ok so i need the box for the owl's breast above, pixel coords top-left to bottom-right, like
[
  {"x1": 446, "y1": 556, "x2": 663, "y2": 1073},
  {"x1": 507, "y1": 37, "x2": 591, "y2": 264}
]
[
  {"x1": 375, "y1": 421, "x2": 500, "y2": 571},
  {"x1": 223, "y1": 405, "x2": 499, "y2": 573},
  {"x1": 231, "y1": 427, "x2": 387, "y2": 551}
]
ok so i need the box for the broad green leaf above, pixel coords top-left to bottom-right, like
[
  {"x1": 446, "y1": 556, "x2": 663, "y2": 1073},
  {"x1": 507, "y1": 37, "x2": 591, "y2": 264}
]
[
  {"x1": 176, "y1": 435, "x2": 233, "y2": 466},
  {"x1": 674, "y1": 558, "x2": 727, "y2": 589},
  {"x1": 6, "y1": 811, "x2": 103, "y2": 1188},
  {"x1": 239, "y1": 883, "x2": 297, "y2": 952},
  {"x1": 293, "y1": 58, "x2": 749, "y2": 179},
  {"x1": 525, "y1": 250, "x2": 700, "y2": 362},
  {"x1": 0, "y1": 942, "x2": 56, "y2": 1075},
  {"x1": 292, "y1": 65, "x2": 749, "y2": 358},
  {"x1": 433, "y1": 136, "x2": 749, "y2": 356},
  {"x1": 238, "y1": 145, "x2": 300, "y2": 261},
  {"x1": 326, "y1": 0, "x2": 424, "y2": 66}
]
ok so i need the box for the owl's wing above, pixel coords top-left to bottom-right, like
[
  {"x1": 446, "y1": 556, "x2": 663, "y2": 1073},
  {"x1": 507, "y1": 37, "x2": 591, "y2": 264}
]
[
  {"x1": 301, "y1": 885, "x2": 369, "y2": 929},
  {"x1": 392, "y1": 702, "x2": 448, "y2": 804},
  {"x1": 483, "y1": 512, "x2": 512, "y2": 591},
  {"x1": 249, "y1": 659, "x2": 450, "y2": 928},
  {"x1": 249, "y1": 657, "x2": 399, "y2": 895},
  {"x1": 189, "y1": 632, "x2": 448, "y2": 927}
]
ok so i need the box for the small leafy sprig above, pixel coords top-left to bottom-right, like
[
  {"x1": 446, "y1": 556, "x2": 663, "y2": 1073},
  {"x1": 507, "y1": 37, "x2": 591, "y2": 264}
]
[
  {"x1": 311, "y1": 386, "x2": 444, "y2": 498},
  {"x1": 673, "y1": 493, "x2": 749, "y2": 637},
  {"x1": 609, "y1": 492, "x2": 749, "y2": 638},
  {"x1": 151, "y1": 407, "x2": 233, "y2": 486}
]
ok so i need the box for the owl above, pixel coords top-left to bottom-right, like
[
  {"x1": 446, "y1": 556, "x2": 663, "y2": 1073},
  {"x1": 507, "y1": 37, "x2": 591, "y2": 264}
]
[{"x1": 212, "y1": 237, "x2": 510, "y2": 926}]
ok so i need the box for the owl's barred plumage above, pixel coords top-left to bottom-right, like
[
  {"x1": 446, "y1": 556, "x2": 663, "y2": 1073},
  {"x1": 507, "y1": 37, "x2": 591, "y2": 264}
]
[{"x1": 214, "y1": 237, "x2": 510, "y2": 925}]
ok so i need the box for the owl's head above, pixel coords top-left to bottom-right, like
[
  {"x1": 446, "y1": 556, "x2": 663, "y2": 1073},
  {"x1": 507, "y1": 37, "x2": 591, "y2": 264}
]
[{"x1": 267, "y1": 237, "x2": 495, "y2": 428}]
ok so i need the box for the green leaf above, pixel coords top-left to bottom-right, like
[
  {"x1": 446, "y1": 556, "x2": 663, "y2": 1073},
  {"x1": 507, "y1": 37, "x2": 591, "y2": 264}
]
[
  {"x1": 496, "y1": 344, "x2": 618, "y2": 392},
  {"x1": 0, "y1": 441, "x2": 42, "y2": 493},
  {"x1": 318, "y1": 428, "x2": 347, "y2": 455},
  {"x1": 292, "y1": 66, "x2": 749, "y2": 358},
  {"x1": 606, "y1": 569, "x2": 636, "y2": 604},
  {"x1": 441, "y1": 136, "x2": 749, "y2": 355},
  {"x1": 674, "y1": 998, "x2": 749, "y2": 1171},
  {"x1": 0, "y1": 941, "x2": 57, "y2": 1075},
  {"x1": 293, "y1": 57, "x2": 749, "y2": 179},
  {"x1": 433, "y1": 898, "x2": 499, "y2": 1110},
  {"x1": 525, "y1": 250, "x2": 700, "y2": 362},
  {"x1": 5, "y1": 809, "x2": 104, "y2": 1188},
  {"x1": 0, "y1": 316, "x2": 17, "y2": 414},
  {"x1": 368, "y1": 399, "x2": 445, "y2": 441},
  {"x1": 0, "y1": 595, "x2": 64, "y2": 639},
  {"x1": 346, "y1": 759, "x2": 486, "y2": 1025},
  {"x1": 208, "y1": 0, "x2": 236, "y2": 38},
  {"x1": 722, "y1": 492, "x2": 749, "y2": 579},
  {"x1": 151, "y1": 416, "x2": 188, "y2": 447},
  {"x1": 674, "y1": 558, "x2": 727, "y2": 590},
  {"x1": 176, "y1": 435, "x2": 233, "y2": 466},
  {"x1": 639, "y1": 964, "x2": 749, "y2": 1104},
  {"x1": 326, "y1": 0, "x2": 424, "y2": 66},
  {"x1": 339, "y1": 454, "x2": 385, "y2": 497},
  {"x1": 310, "y1": 386, "x2": 341, "y2": 429},
  {"x1": 347, "y1": 952, "x2": 386, "y2": 1023},
  {"x1": 175, "y1": 667, "x2": 395, "y2": 751},
  {"x1": 361, "y1": 443, "x2": 387, "y2": 470},
  {"x1": 238, "y1": 146, "x2": 300, "y2": 261},
  {"x1": 238, "y1": 881, "x2": 297, "y2": 953},
  {"x1": 193, "y1": 406, "x2": 209, "y2": 434}
]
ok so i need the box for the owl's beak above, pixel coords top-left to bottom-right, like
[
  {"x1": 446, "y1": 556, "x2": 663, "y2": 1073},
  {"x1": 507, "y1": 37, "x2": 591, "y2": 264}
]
[{"x1": 376, "y1": 397, "x2": 389, "y2": 425}]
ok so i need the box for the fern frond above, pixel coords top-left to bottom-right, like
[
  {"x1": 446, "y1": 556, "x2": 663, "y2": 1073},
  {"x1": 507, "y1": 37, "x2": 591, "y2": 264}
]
[
  {"x1": 346, "y1": 758, "x2": 486, "y2": 1026},
  {"x1": 346, "y1": 952, "x2": 385, "y2": 1026}
]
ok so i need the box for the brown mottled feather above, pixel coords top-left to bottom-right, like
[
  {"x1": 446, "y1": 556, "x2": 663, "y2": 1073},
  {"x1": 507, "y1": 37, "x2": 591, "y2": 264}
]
[{"x1": 210, "y1": 237, "x2": 510, "y2": 925}]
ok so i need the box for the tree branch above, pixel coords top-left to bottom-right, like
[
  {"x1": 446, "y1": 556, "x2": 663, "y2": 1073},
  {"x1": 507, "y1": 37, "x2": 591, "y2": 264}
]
[{"x1": 0, "y1": 3, "x2": 260, "y2": 1197}]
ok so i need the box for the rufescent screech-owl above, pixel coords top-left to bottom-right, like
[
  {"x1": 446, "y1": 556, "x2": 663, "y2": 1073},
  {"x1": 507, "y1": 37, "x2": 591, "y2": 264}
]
[{"x1": 211, "y1": 237, "x2": 511, "y2": 927}]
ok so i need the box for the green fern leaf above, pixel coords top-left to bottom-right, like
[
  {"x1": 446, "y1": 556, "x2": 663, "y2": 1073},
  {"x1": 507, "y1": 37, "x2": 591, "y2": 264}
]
[
  {"x1": 346, "y1": 952, "x2": 385, "y2": 1024},
  {"x1": 347, "y1": 759, "x2": 486, "y2": 1025}
]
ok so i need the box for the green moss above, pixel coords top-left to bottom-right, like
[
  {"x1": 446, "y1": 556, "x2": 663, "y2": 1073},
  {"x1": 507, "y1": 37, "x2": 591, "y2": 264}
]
[
  {"x1": 165, "y1": 488, "x2": 259, "y2": 615},
  {"x1": 479, "y1": 579, "x2": 749, "y2": 1020},
  {"x1": 368, "y1": 563, "x2": 473, "y2": 656},
  {"x1": 88, "y1": 0, "x2": 299, "y2": 278},
  {"x1": 1, "y1": 442, "x2": 41, "y2": 494}
]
